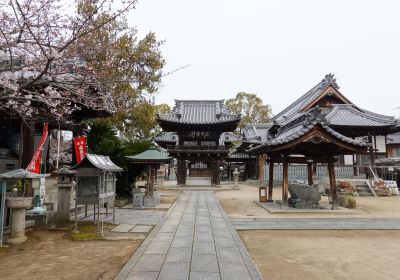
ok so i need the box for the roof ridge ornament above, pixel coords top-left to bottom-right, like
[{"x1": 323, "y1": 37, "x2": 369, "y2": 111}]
[
  {"x1": 216, "y1": 101, "x2": 221, "y2": 119},
  {"x1": 177, "y1": 101, "x2": 183, "y2": 119},
  {"x1": 319, "y1": 73, "x2": 340, "y2": 91}
]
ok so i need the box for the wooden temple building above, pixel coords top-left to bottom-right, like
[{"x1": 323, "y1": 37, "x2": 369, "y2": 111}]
[
  {"x1": 247, "y1": 74, "x2": 400, "y2": 207},
  {"x1": 155, "y1": 100, "x2": 241, "y2": 186}
]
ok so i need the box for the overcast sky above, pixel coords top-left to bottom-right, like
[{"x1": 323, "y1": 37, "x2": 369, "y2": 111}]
[{"x1": 129, "y1": 0, "x2": 400, "y2": 117}]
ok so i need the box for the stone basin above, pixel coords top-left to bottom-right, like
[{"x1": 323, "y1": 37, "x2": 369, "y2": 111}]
[
  {"x1": 6, "y1": 197, "x2": 32, "y2": 209},
  {"x1": 5, "y1": 197, "x2": 32, "y2": 244}
]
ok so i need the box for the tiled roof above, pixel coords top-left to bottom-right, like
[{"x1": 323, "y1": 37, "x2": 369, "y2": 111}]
[
  {"x1": 242, "y1": 123, "x2": 272, "y2": 144},
  {"x1": 219, "y1": 132, "x2": 242, "y2": 145},
  {"x1": 157, "y1": 100, "x2": 241, "y2": 125},
  {"x1": 74, "y1": 154, "x2": 123, "y2": 171},
  {"x1": 248, "y1": 109, "x2": 370, "y2": 153},
  {"x1": 272, "y1": 74, "x2": 345, "y2": 124},
  {"x1": 387, "y1": 133, "x2": 400, "y2": 144},
  {"x1": 325, "y1": 105, "x2": 397, "y2": 127},
  {"x1": 126, "y1": 146, "x2": 171, "y2": 163}
]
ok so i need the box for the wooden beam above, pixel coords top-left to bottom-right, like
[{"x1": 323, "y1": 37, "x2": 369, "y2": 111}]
[
  {"x1": 268, "y1": 162, "x2": 274, "y2": 202},
  {"x1": 282, "y1": 159, "x2": 289, "y2": 207},
  {"x1": 328, "y1": 158, "x2": 338, "y2": 209},
  {"x1": 267, "y1": 156, "x2": 331, "y2": 164}
]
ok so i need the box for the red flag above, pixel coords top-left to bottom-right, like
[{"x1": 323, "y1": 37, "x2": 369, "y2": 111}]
[
  {"x1": 73, "y1": 136, "x2": 87, "y2": 163},
  {"x1": 26, "y1": 123, "x2": 49, "y2": 173}
]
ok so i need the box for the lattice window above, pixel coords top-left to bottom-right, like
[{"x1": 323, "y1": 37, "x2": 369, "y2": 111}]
[
  {"x1": 183, "y1": 141, "x2": 197, "y2": 146},
  {"x1": 200, "y1": 141, "x2": 216, "y2": 146}
]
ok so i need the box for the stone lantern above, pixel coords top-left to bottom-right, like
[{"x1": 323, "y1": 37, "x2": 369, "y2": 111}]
[
  {"x1": 233, "y1": 168, "x2": 240, "y2": 189},
  {"x1": 54, "y1": 167, "x2": 76, "y2": 227}
]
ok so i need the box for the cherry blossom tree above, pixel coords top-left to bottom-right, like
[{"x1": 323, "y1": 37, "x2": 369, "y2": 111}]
[{"x1": 0, "y1": 0, "x2": 137, "y2": 125}]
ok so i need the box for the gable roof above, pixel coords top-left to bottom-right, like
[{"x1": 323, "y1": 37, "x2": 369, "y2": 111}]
[
  {"x1": 157, "y1": 100, "x2": 241, "y2": 125},
  {"x1": 272, "y1": 74, "x2": 350, "y2": 124}
]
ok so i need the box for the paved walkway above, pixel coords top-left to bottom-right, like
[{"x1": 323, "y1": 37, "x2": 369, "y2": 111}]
[
  {"x1": 116, "y1": 191, "x2": 262, "y2": 280},
  {"x1": 232, "y1": 217, "x2": 400, "y2": 230}
]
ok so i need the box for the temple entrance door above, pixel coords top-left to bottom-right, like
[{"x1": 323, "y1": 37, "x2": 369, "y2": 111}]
[{"x1": 188, "y1": 161, "x2": 213, "y2": 177}]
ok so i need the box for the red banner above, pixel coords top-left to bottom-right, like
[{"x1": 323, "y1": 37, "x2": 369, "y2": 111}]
[
  {"x1": 26, "y1": 123, "x2": 49, "y2": 173},
  {"x1": 73, "y1": 136, "x2": 87, "y2": 163}
]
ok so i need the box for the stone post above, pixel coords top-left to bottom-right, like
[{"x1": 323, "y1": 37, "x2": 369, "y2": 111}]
[
  {"x1": 5, "y1": 197, "x2": 32, "y2": 244},
  {"x1": 54, "y1": 167, "x2": 76, "y2": 228}
]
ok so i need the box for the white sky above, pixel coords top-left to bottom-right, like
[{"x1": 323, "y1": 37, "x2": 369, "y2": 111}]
[{"x1": 129, "y1": 0, "x2": 400, "y2": 117}]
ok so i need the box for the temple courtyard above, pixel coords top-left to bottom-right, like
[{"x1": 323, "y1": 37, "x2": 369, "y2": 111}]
[{"x1": 1, "y1": 184, "x2": 400, "y2": 279}]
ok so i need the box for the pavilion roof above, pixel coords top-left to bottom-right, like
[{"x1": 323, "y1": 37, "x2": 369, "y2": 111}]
[
  {"x1": 157, "y1": 100, "x2": 241, "y2": 125},
  {"x1": 0, "y1": 169, "x2": 50, "y2": 179},
  {"x1": 248, "y1": 108, "x2": 370, "y2": 155},
  {"x1": 126, "y1": 146, "x2": 171, "y2": 163}
]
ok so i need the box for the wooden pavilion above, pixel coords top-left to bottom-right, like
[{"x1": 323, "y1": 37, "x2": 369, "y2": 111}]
[
  {"x1": 248, "y1": 108, "x2": 370, "y2": 208},
  {"x1": 126, "y1": 146, "x2": 171, "y2": 196},
  {"x1": 248, "y1": 74, "x2": 400, "y2": 208},
  {"x1": 156, "y1": 100, "x2": 241, "y2": 186}
]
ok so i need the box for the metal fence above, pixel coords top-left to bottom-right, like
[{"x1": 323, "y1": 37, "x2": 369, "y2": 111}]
[{"x1": 263, "y1": 164, "x2": 357, "y2": 182}]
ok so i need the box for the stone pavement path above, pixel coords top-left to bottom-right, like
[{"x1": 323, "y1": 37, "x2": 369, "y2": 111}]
[
  {"x1": 115, "y1": 191, "x2": 262, "y2": 280},
  {"x1": 232, "y1": 217, "x2": 400, "y2": 230}
]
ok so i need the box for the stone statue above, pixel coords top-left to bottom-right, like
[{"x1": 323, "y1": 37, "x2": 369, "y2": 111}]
[
  {"x1": 288, "y1": 183, "x2": 321, "y2": 209},
  {"x1": 233, "y1": 168, "x2": 240, "y2": 189}
]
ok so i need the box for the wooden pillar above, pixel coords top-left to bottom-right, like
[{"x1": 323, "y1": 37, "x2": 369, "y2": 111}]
[
  {"x1": 149, "y1": 165, "x2": 155, "y2": 196},
  {"x1": 282, "y1": 158, "x2": 289, "y2": 207},
  {"x1": 328, "y1": 158, "x2": 338, "y2": 209},
  {"x1": 307, "y1": 162, "x2": 313, "y2": 186},
  {"x1": 258, "y1": 154, "x2": 266, "y2": 181},
  {"x1": 268, "y1": 162, "x2": 274, "y2": 202},
  {"x1": 353, "y1": 154, "x2": 359, "y2": 177}
]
